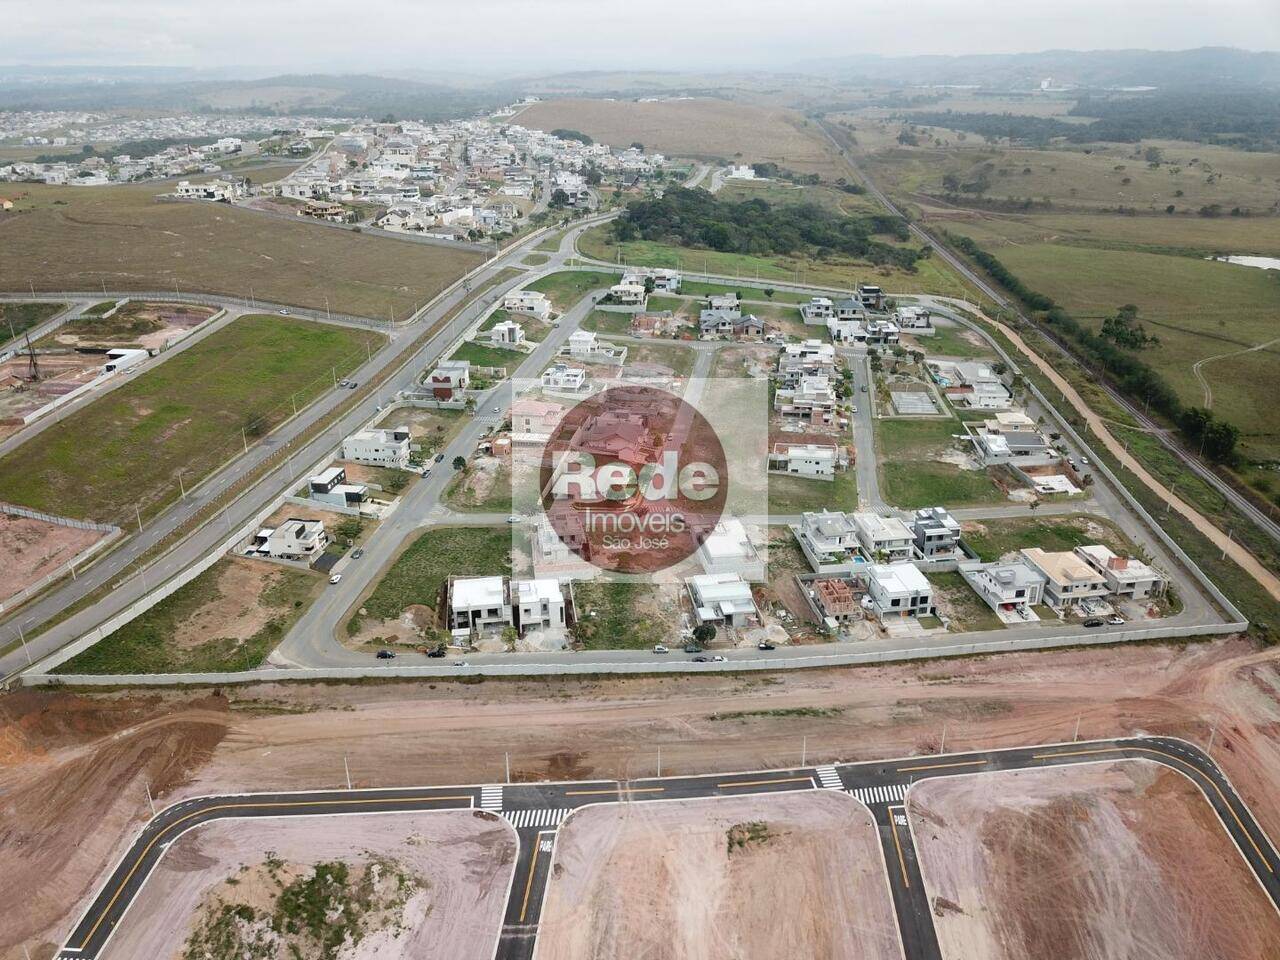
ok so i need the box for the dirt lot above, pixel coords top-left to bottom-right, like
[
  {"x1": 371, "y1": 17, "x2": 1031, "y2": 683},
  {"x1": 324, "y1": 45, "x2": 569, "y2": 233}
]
[
  {"x1": 102, "y1": 811, "x2": 514, "y2": 960},
  {"x1": 39, "y1": 301, "x2": 216, "y2": 351},
  {"x1": 7, "y1": 637, "x2": 1280, "y2": 959},
  {"x1": 0, "y1": 349, "x2": 103, "y2": 434},
  {"x1": 908, "y1": 760, "x2": 1280, "y2": 960},
  {"x1": 513, "y1": 98, "x2": 841, "y2": 178},
  {"x1": 538, "y1": 792, "x2": 902, "y2": 960},
  {"x1": 0, "y1": 512, "x2": 107, "y2": 605}
]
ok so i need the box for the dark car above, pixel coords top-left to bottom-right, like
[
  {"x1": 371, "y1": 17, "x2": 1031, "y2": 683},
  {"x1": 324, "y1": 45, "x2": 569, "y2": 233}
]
[
  {"x1": 691, "y1": 656, "x2": 710, "y2": 662},
  {"x1": 376, "y1": 649, "x2": 397, "y2": 659},
  {"x1": 435, "y1": 453, "x2": 445, "y2": 463},
  {"x1": 683, "y1": 643, "x2": 701, "y2": 653},
  {"x1": 1083, "y1": 618, "x2": 1105, "y2": 628},
  {"x1": 425, "y1": 646, "x2": 446, "y2": 658},
  {"x1": 757, "y1": 641, "x2": 776, "y2": 651},
  {"x1": 351, "y1": 548, "x2": 364, "y2": 559}
]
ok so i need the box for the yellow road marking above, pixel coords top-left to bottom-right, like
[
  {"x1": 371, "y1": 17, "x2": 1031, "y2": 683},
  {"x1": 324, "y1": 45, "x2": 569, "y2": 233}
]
[
  {"x1": 78, "y1": 794, "x2": 472, "y2": 948},
  {"x1": 896, "y1": 760, "x2": 987, "y2": 772},
  {"x1": 564, "y1": 786, "x2": 665, "y2": 796},
  {"x1": 716, "y1": 776, "x2": 813, "y2": 789},
  {"x1": 1032, "y1": 745, "x2": 1275, "y2": 874},
  {"x1": 888, "y1": 806, "x2": 910, "y2": 888},
  {"x1": 519, "y1": 831, "x2": 552, "y2": 922}
]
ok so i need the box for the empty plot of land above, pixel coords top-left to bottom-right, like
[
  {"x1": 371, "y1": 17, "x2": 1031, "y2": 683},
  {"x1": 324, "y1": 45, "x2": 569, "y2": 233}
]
[
  {"x1": 0, "y1": 348, "x2": 103, "y2": 435},
  {"x1": 0, "y1": 300, "x2": 65, "y2": 341},
  {"x1": 101, "y1": 810, "x2": 515, "y2": 960},
  {"x1": 515, "y1": 98, "x2": 841, "y2": 177},
  {"x1": 908, "y1": 760, "x2": 1280, "y2": 960},
  {"x1": 0, "y1": 313, "x2": 382, "y2": 524},
  {"x1": 537, "y1": 791, "x2": 903, "y2": 960},
  {"x1": 0, "y1": 511, "x2": 108, "y2": 605},
  {"x1": 39, "y1": 300, "x2": 216, "y2": 351},
  {"x1": 0, "y1": 184, "x2": 482, "y2": 319}
]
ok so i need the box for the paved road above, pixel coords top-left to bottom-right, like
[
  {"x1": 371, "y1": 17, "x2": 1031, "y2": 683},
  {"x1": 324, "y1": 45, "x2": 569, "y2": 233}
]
[
  {"x1": 53, "y1": 735, "x2": 1278, "y2": 960},
  {"x1": 813, "y1": 119, "x2": 1280, "y2": 553},
  {"x1": 0, "y1": 234, "x2": 554, "y2": 680}
]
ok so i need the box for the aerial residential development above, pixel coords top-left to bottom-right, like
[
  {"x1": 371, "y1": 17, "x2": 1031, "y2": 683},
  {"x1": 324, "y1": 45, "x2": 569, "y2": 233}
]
[{"x1": 2, "y1": 14, "x2": 1280, "y2": 960}]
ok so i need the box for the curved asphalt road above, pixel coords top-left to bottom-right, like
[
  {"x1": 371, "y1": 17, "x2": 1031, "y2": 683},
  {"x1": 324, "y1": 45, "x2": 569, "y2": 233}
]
[{"x1": 54, "y1": 735, "x2": 1278, "y2": 960}]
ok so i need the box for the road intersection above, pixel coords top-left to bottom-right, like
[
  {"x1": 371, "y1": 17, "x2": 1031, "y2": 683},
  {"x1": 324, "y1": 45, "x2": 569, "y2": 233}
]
[{"x1": 56, "y1": 735, "x2": 1279, "y2": 960}]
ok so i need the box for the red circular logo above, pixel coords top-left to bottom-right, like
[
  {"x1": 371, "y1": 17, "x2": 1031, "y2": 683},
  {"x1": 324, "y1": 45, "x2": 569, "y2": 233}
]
[{"x1": 538, "y1": 385, "x2": 728, "y2": 574}]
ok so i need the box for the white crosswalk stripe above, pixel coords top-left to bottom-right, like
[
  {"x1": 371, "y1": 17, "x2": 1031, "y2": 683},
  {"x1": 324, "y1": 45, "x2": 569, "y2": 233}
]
[
  {"x1": 506, "y1": 808, "x2": 570, "y2": 829},
  {"x1": 847, "y1": 783, "x2": 908, "y2": 806},
  {"x1": 480, "y1": 785, "x2": 503, "y2": 811},
  {"x1": 815, "y1": 765, "x2": 844, "y2": 789}
]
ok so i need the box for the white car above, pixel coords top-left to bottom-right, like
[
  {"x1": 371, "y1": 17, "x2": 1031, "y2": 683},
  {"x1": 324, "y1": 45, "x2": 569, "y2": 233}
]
[
  {"x1": 328, "y1": 574, "x2": 343, "y2": 585},
  {"x1": 711, "y1": 654, "x2": 727, "y2": 663}
]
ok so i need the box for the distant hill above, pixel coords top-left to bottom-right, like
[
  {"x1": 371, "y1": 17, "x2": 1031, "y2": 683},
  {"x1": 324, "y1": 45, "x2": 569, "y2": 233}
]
[
  {"x1": 802, "y1": 47, "x2": 1280, "y2": 89},
  {"x1": 0, "y1": 73, "x2": 517, "y2": 120}
]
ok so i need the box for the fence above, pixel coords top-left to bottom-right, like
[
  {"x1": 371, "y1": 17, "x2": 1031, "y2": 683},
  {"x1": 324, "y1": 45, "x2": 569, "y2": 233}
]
[
  {"x1": 16, "y1": 617, "x2": 1246, "y2": 688},
  {"x1": 0, "y1": 504, "x2": 122, "y2": 614}
]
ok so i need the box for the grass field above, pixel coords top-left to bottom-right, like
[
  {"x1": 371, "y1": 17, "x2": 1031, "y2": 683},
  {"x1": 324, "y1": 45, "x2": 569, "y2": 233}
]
[
  {"x1": 347, "y1": 526, "x2": 511, "y2": 636},
  {"x1": 524, "y1": 269, "x2": 621, "y2": 310},
  {"x1": 514, "y1": 98, "x2": 843, "y2": 178},
  {"x1": 768, "y1": 468, "x2": 859, "y2": 515},
  {"x1": 0, "y1": 313, "x2": 383, "y2": 524},
  {"x1": 948, "y1": 219, "x2": 1280, "y2": 459},
  {"x1": 927, "y1": 570, "x2": 1005, "y2": 632},
  {"x1": 914, "y1": 321, "x2": 997, "y2": 359},
  {"x1": 717, "y1": 177, "x2": 882, "y2": 215},
  {"x1": 620, "y1": 339, "x2": 697, "y2": 377},
  {"x1": 876, "y1": 417, "x2": 1006, "y2": 508},
  {"x1": 577, "y1": 224, "x2": 979, "y2": 299},
  {"x1": 54, "y1": 558, "x2": 321, "y2": 674},
  {"x1": 0, "y1": 300, "x2": 65, "y2": 341},
  {"x1": 961, "y1": 514, "x2": 1137, "y2": 563},
  {"x1": 0, "y1": 183, "x2": 482, "y2": 319},
  {"x1": 581, "y1": 310, "x2": 634, "y2": 335},
  {"x1": 676, "y1": 280, "x2": 812, "y2": 304},
  {"x1": 448, "y1": 340, "x2": 521, "y2": 372}
]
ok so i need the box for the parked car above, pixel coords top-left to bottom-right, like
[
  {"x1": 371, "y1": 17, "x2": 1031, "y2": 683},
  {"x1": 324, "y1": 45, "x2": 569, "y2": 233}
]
[
  {"x1": 376, "y1": 649, "x2": 396, "y2": 659},
  {"x1": 683, "y1": 643, "x2": 701, "y2": 653},
  {"x1": 351, "y1": 548, "x2": 364, "y2": 559},
  {"x1": 1081, "y1": 456, "x2": 1091, "y2": 466},
  {"x1": 435, "y1": 453, "x2": 445, "y2": 463},
  {"x1": 652, "y1": 644, "x2": 669, "y2": 654},
  {"x1": 452, "y1": 660, "x2": 469, "y2": 667},
  {"x1": 1083, "y1": 618, "x2": 1104, "y2": 628},
  {"x1": 420, "y1": 467, "x2": 432, "y2": 478},
  {"x1": 1107, "y1": 615, "x2": 1125, "y2": 625},
  {"x1": 757, "y1": 641, "x2": 776, "y2": 651},
  {"x1": 422, "y1": 646, "x2": 446, "y2": 658},
  {"x1": 711, "y1": 655, "x2": 727, "y2": 662},
  {"x1": 328, "y1": 574, "x2": 343, "y2": 585},
  {"x1": 691, "y1": 656, "x2": 710, "y2": 663},
  {"x1": 346, "y1": 380, "x2": 358, "y2": 389}
]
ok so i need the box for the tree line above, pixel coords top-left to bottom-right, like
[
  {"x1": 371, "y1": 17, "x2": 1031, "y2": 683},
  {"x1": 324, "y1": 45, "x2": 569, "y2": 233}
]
[
  {"x1": 612, "y1": 188, "x2": 925, "y2": 270},
  {"x1": 947, "y1": 232, "x2": 1241, "y2": 463}
]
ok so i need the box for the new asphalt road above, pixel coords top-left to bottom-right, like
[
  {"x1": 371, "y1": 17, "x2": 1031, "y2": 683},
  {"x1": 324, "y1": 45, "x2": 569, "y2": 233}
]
[{"x1": 54, "y1": 736, "x2": 1279, "y2": 960}]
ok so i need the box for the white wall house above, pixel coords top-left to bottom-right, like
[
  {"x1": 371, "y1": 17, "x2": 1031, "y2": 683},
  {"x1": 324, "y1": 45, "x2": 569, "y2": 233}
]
[
  {"x1": 541, "y1": 363, "x2": 588, "y2": 393},
  {"x1": 767, "y1": 443, "x2": 843, "y2": 481},
  {"x1": 502, "y1": 290, "x2": 552, "y2": 321},
  {"x1": 961, "y1": 560, "x2": 1046, "y2": 618},
  {"x1": 342, "y1": 428, "x2": 411, "y2": 469},
  {"x1": 911, "y1": 506, "x2": 962, "y2": 559},
  {"x1": 696, "y1": 518, "x2": 765, "y2": 581},
  {"x1": 490, "y1": 319, "x2": 525, "y2": 347},
  {"x1": 864, "y1": 563, "x2": 934, "y2": 620},
  {"x1": 852, "y1": 513, "x2": 915, "y2": 562},
  {"x1": 449, "y1": 576, "x2": 511, "y2": 636},
  {"x1": 514, "y1": 578, "x2": 566, "y2": 631},
  {"x1": 308, "y1": 466, "x2": 368, "y2": 509},
  {"x1": 258, "y1": 518, "x2": 328, "y2": 561},
  {"x1": 687, "y1": 573, "x2": 758, "y2": 627}
]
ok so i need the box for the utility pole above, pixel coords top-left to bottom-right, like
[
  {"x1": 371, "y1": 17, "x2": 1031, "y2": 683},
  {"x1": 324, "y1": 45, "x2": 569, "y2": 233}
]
[
  {"x1": 17, "y1": 624, "x2": 31, "y2": 666},
  {"x1": 145, "y1": 781, "x2": 156, "y2": 817},
  {"x1": 801, "y1": 736, "x2": 807, "y2": 768},
  {"x1": 177, "y1": 470, "x2": 186, "y2": 499},
  {"x1": 241, "y1": 426, "x2": 248, "y2": 453},
  {"x1": 505, "y1": 752, "x2": 511, "y2": 784},
  {"x1": 939, "y1": 722, "x2": 948, "y2": 754},
  {"x1": 1208, "y1": 722, "x2": 1217, "y2": 753},
  {"x1": 656, "y1": 746, "x2": 662, "y2": 778},
  {"x1": 344, "y1": 755, "x2": 352, "y2": 790},
  {"x1": 1073, "y1": 715, "x2": 1081, "y2": 743},
  {"x1": 134, "y1": 503, "x2": 143, "y2": 534}
]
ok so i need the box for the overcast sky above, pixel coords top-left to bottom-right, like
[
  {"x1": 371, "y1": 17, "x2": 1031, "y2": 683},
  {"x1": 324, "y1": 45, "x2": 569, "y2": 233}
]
[{"x1": 6, "y1": 0, "x2": 1280, "y2": 73}]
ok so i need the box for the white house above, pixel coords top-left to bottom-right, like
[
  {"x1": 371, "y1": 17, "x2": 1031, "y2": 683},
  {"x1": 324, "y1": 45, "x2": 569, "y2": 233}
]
[
  {"x1": 933, "y1": 360, "x2": 1012, "y2": 410},
  {"x1": 1020, "y1": 548, "x2": 1108, "y2": 609},
  {"x1": 852, "y1": 512, "x2": 915, "y2": 562},
  {"x1": 342, "y1": 427, "x2": 411, "y2": 469},
  {"x1": 541, "y1": 363, "x2": 588, "y2": 393},
  {"x1": 801, "y1": 297, "x2": 834, "y2": 323},
  {"x1": 864, "y1": 563, "x2": 934, "y2": 620},
  {"x1": 696, "y1": 518, "x2": 765, "y2": 581},
  {"x1": 490, "y1": 319, "x2": 525, "y2": 347},
  {"x1": 777, "y1": 340, "x2": 837, "y2": 386},
  {"x1": 773, "y1": 375, "x2": 837, "y2": 427},
  {"x1": 449, "y1": 576, "x2": 511, "y2": 636},
  {"x1": 793, "y1": 510, "x2": 865, "y2": 574},
  {"x1": 513, "y1": 578, "x2": 566, "y2": 631},
  {"x1": 1074, "y1": 545, "x2": 1166, "y2": 600},
  {"x1": 257, "y1": 518, "x2": 328, "y2": 561},
  {"x1": 562, "y1": 330, "x2": 626, "y2": 364},
  {"x1": 894, "y1": 306, "x2": 933, "y2": 332},
  {"x1": 687, "y1": 573, "x2": 758, "y2": 627},
  {"x1": 502, "y1": 290, "x2": 552, "y2": 321},
  {"x1": 609, "y1": 280, "x2": 647, "y2": 306},
  {"x1": 767, "y1": 442, "x2": 843, "y2": 481}
]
